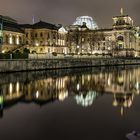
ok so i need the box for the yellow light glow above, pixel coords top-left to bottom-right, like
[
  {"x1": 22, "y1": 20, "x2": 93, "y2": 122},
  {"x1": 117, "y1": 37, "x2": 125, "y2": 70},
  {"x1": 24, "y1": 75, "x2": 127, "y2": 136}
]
[
  {"x1": 9, "y1": 36, "x2": 13, "y2": 44},
  {"x1": 16, "y1": 37, "x2": 19, "y2": 45},
  {"x1": 113, "y1": 100, "x2": 118, "y2": 107},
  {"x1": 2, "y1": 50, "x2": 5, "y2": 53},
  {"x1": 9, "y1": 83, "x2": 13, "y2": 95},
  {"x1": 36, "y1": 43, "x2": 39, "y2": 46},
  {"x1": 58, "y1": 91, "x2": 68, "y2": 101},
  {"x1": 121, "y1": 107, "x2": 124, "y2": 116},
  {"x1": 0, "y1": 96, "x2": 3, "y2": 105},
  {"x1": 36, "y1": 91, "x2": 39, "y2": 98},
  {"x1": 16, "y1": 82, "x2": 19, "y2": 93}
]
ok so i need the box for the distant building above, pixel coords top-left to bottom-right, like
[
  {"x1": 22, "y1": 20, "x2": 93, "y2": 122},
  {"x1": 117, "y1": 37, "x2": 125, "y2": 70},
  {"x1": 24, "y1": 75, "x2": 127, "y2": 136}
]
[
  {"x1": 0, "y1": 15, "x2": 24, "y2": 53},
  {"x1": 0, "y1": 8, "x2": 140, "y2": 57},
  {"x1": 20, "y1": 21, "x2": 68, "y2": 54},
  {"x1": 67, "y1": 8, "x2": 140, "y2": 56}
]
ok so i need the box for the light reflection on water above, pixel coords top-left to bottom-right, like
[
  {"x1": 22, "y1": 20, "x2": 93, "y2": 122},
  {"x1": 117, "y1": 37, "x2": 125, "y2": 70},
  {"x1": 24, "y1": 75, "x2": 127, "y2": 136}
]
[
  {"x1": 0, "y1": 66, "x2": 139, "y2": 117},
  {"x1": 0, "y1": 66, "x2": 140, "y2": 140}
]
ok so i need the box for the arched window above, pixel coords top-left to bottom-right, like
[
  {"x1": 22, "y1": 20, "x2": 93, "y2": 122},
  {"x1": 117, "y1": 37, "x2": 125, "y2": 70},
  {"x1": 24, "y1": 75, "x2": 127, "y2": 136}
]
[
  {"x1": 117, "y1": 36, "x2": 124, "y2": 41},
  {"x1": 40, "y1": 32, "x2": 43, "y2": 37},
  {"x1": 5, "y1": 35, "x2": 9, "y2": 44},
  {"x1": 19, "y1": 37, "x2": 22, "y2": 45},
  {"x1": 35, "y1": 33, "x2": 38, "y2": 38},
  {"x1": 13, "y1": 36, "x2": 16, "y2": 44}
]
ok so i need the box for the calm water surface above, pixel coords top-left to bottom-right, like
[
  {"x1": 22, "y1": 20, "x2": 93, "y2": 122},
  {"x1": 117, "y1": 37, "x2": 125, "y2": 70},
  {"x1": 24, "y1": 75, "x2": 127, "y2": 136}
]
[{"x1": 0, "y1": 66, "x2": 140, "y2": 140}]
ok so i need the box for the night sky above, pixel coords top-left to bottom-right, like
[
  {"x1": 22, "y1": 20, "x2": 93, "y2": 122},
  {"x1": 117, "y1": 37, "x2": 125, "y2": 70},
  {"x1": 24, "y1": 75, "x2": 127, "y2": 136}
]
[{"x1": 0, "y1": 0, "x2": 140, "y2": 28}]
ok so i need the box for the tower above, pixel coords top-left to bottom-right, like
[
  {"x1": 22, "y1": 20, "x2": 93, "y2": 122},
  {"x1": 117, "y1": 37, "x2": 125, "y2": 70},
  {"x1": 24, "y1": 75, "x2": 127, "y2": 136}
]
[
  {"x1": 120, "y1": 8, "x2": 124, "y2": 16},
  {"x1": 32, "y1": 15, "x2": 35, "y2": 24},
  {"x1": 112, "y1": 8, "x2": 134, "y2": 29}
]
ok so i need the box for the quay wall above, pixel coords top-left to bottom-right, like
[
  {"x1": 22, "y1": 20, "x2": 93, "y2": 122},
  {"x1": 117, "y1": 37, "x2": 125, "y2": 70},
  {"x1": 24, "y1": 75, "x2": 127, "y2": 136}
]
[{"x1": 0, "y1": 58, "x2": 140, "y2": 72}]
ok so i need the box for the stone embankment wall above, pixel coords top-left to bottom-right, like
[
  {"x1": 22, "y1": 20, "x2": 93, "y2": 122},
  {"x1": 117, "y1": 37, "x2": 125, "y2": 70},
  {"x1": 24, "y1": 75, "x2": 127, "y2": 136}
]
[{"x1": 0, "y1": 58, "x2": 140, "y2": 72}]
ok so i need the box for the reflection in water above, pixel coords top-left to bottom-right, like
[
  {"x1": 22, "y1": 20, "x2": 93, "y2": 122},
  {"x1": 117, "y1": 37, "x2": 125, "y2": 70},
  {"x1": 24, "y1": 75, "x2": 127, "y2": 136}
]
[
  {"x1": 0, "y1": 66, "x2": 140, "y2": 117},
  {"x1": 75, "y1": 91, "x2": 98, "y2": 107}
]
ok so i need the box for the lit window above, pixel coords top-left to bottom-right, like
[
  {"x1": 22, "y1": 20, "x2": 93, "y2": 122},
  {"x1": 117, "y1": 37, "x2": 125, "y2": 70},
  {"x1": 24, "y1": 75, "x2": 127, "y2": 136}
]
[{"x1": 9, "y1": 36, "x2": 13, "y2": 44}]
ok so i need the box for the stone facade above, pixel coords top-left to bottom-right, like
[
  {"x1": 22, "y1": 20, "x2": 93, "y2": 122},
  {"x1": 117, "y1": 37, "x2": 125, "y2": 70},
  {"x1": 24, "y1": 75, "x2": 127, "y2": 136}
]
[
  {"x1": 67, "y1": 9, "x2": 140, "y2": 56},
  {"x1": 20, "y1": 21, "x2": 69, "y2": 54},
  {"x1": 0, "y1": 9, "x2": 140, "y2": 57},
  {"x1": 0, "y1": 16, "x2": 24, "y2": 53}
]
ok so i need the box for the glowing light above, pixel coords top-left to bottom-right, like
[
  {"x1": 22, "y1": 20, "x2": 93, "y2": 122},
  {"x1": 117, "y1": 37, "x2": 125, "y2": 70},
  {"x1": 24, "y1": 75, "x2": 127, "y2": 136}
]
[
  {"x1": 108, "y1": 78, "x2": 111, "y2": 86},
  {"x1": 121, "y1": 107, "x2": 124, "y2": 116},
  {"x1": 58, "y1": 91, "x2": 68, "y2": 101},
  {"x1": 9, "y1": 36, "x2": 13, "y2": 44},
  {"x1": 16, "y1": 37, "x2": 19, "y2": 45},
  {"x1": 9, "y1": 83, "x2": 13, "y2": 95},
  {"x1": 36, "y1": 91, "x2": 39, "y2": 98},
  {"x1": 2, "y1": 50, "x2": 5, "y2": 53},
  {"x1": 64, "y1": 48, "x2": 67, "y2": 54},
  {"x1": 77, "y1": 84, "x2": 80, "y2": 91},
  {"x1": 75, "y1": 91, "x2": 97, "y2": 107},
  {"x1": 36, "y1": 43, "x2": 39, "y2": 46},
  {"x1": 136, "y1": 82, "x2": 139, "y2": 90},
  {"x1": 0, "y1": 96, "x2": 3, "y2": 105},
  {"x1": 16, "y1": 82, "x2": 19, "y2": 93},
  {"x1": 113, "y1": 100, "x2": 118, "y2": 107}
]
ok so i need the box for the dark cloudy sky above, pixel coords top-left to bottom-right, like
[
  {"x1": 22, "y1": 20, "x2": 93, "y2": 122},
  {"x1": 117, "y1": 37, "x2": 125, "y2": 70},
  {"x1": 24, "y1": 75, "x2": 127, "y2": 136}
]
[{"x1": 0, "y1": 0, "x2": 140, "y2": 28}]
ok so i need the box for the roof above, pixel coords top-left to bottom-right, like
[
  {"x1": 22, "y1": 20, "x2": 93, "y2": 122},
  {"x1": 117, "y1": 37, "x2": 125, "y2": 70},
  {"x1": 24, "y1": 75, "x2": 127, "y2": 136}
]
[
  {"x1": 113, "y1": 15, "x2": 129, "y2": 18},
  {"x1": 3, "y1": 22, "x2": 24, "y2": 33},
  {"x1": 95, "y1": 28, "x2": 113, "y2": 32},
  {"x1": 20, "y1": 21, "x2": 59, "y2": 30},
  {"x1": 0, "y1": 15, "x2": 24, "y2": 33}
]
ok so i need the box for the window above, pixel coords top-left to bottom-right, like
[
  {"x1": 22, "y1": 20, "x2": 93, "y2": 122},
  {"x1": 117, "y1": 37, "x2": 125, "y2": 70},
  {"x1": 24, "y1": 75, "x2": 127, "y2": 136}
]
[
  {"x1": 19, "y1": 37, "x2": 22, "y2": 44},
  {"x1": 13, "y1": 36, "x2": 16, "y2": 45},
  {"x1": 40, "y1": 32, "x2": 43, "y2": 37},
  {"x1": 26, "y1": 33, "x2": 28, "y2": 38},
  {"x1": 5, "y1": 35, "x2": 9, "y2": 44},
  {"x1": 117, "y1": 36, "x2": 124, "y2": 41},
  {"x1": 35, "y1": 33, "x2": 38, "y2": 38}
]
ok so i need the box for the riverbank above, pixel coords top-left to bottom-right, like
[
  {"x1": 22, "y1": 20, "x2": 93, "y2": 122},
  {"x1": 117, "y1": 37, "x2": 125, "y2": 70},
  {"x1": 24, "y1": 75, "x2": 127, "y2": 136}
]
[{"x1": 0, "y1": 57, "x2": 140, "y2": 73}]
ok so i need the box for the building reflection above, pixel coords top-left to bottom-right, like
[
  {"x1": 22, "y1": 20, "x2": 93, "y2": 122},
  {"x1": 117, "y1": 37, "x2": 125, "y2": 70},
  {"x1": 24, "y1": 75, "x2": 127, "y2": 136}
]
[{"x1": 0, "y1": 67, "x2": 140, "y2": 117}]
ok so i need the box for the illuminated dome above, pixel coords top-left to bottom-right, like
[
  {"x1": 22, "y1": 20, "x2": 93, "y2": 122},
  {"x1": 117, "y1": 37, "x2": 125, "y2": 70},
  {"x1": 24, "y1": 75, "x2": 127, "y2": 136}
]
[{"x1": 73, "y1": 16, "x2": 98, "y2": 30}]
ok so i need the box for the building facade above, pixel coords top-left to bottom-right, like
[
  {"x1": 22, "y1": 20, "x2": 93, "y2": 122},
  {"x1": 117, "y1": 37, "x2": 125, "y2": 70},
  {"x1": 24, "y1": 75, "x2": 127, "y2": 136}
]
[
  {"x1": 0, "y1": 15, "x2": 24, "y2": 53},
  {"x1": 20, "y1": 21, "x2": 68, "y2": 54},
  {"x1": 67, "y1": 9, "x2": 140, "y2": 56},
  {"x1": 0, "y1": 8, "x2": 140, "y2": 57}
]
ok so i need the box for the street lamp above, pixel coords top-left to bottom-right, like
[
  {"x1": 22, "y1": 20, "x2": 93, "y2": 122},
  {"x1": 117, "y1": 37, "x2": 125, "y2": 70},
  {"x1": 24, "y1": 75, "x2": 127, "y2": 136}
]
[{"x1": 77, "y1": 45, "x2": 80, "y2": 55}]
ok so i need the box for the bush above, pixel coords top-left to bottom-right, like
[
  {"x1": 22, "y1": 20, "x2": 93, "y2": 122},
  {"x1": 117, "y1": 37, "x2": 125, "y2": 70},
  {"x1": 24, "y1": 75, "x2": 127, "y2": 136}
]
[
  {"x1": 52, "y1": 52, "x2": 57, "y2": 56},
  {"x1": 23, "y1": 48, "x2": 30, "y2": 54},
  {"x1": 12, "y1": 52, "x2": 28, "y2": 59},
  {"x1": 94, "y1": 53, "x2": 99, "y2": 56},
  {"x1": 69, "y1": 53, "x2": 75, "y2": 56},
  {"x1": 87, "y1": 53, "x2": 91, "y2": 56},
  {"x1": 32, "y1": 51, "x2": 36, "y2": 54}
]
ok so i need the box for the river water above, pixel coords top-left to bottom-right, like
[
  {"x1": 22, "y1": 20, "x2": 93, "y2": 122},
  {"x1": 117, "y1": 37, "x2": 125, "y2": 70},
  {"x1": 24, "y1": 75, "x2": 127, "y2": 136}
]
[{"x1": 0, "y1": 66, "x2": 140, "y2": 140}]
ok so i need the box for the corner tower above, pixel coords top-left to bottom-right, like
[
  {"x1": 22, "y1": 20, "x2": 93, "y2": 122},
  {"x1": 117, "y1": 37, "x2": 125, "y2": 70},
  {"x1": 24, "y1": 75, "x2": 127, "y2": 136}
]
[{"x1": 112, "y1": 8, "x2": 134, "y2": 29}]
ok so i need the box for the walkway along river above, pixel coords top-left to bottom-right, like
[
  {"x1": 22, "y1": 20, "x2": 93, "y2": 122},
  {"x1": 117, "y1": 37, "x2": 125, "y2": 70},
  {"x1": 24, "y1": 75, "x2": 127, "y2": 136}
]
[{"x1": 0, "y1": 57, "x2": 140, "y2": 72}]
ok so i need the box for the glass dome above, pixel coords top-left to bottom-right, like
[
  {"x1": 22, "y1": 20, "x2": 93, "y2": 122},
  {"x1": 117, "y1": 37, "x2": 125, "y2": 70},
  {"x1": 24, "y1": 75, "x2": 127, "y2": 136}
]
[{"x1": 73, "y1": 16, "x2": 98, "y2": 30}]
